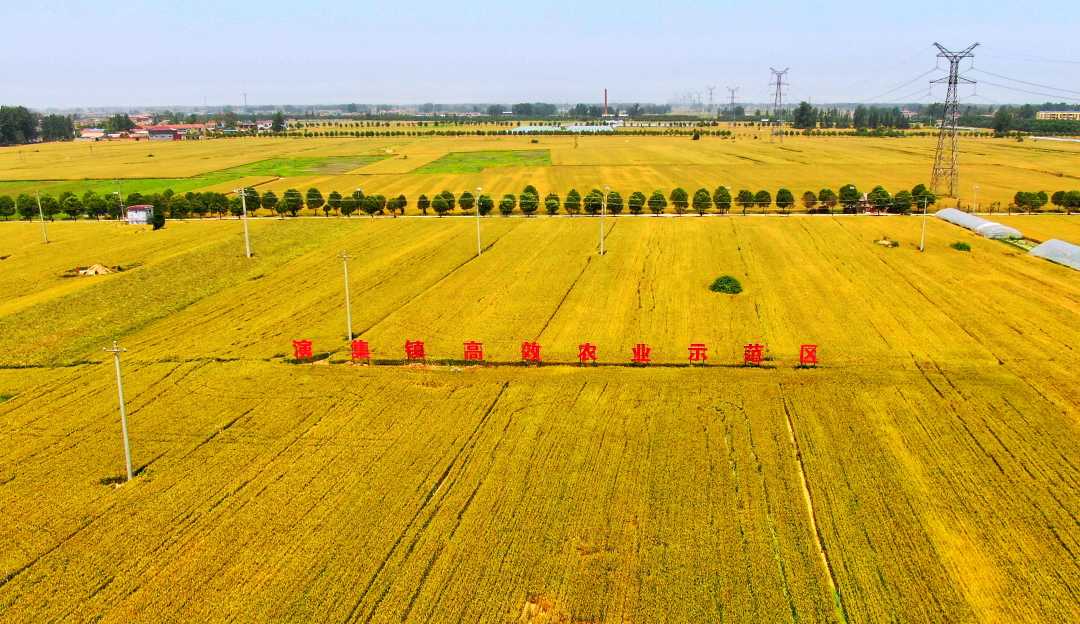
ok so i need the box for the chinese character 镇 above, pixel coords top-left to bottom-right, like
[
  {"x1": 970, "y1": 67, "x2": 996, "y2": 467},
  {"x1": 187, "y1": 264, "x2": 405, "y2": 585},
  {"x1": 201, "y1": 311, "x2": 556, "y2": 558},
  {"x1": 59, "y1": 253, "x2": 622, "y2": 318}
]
[
  {"x1": 405, "y1": 340, "x2": 426, "y2": 361},
  {"x1": 292, "y1": 339, "x2": 313, "y2": 360},
  {"x1": 631, "y1": 343, "x2": 651, "y2": 364},
  {"x1": 463, "y1": 341, "x2": 484, "y2": 362},
  {"x1": 521, "y1": 341, "x2": 542, "y2": 364},
  {"x1": 799, "y1": 344, "x2": 818, "y2": 367},
  {"x1": 578, "y1": 342, "x2": 598, "y2": 365},
  {"x1": 688, "y1": 343, "x2": 708, "y2": 364},
  {"x1": 743, "y1": 343, "x2": 764, "y2": 366}
]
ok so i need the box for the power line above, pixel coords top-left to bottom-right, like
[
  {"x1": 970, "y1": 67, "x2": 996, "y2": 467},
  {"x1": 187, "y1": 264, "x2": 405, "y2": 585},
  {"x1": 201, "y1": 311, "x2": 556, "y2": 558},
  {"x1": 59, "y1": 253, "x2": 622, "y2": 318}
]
[
  {"x1": 967, "y1": 68, "x2": 1080, "y2": 96},
  {"x1": 865, "y1": 67, "x2": 944, "y2": 103},
  {"x1": 973, "y1": 78, "x2": 1080, "y2": 103}
]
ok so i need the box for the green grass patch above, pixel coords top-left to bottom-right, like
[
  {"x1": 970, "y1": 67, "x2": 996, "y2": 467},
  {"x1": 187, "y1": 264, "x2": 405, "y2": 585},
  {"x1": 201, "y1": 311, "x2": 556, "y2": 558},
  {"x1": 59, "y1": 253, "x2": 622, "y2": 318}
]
[
  {"x1": 0, "y1": 155, "x2": 386, "y2": 198},
  {"x1": 414, "y1": 150, "x2": 551, "y2": 174},
  {"x1": 950, "y1": 241, "x2": 972, "y2": 252},
  {"x1": 709, "y1": 275, "x2": 743, "y2": 294},
  {"x1": 0, "y1": 394, "x2": 12, "y2": 403}
]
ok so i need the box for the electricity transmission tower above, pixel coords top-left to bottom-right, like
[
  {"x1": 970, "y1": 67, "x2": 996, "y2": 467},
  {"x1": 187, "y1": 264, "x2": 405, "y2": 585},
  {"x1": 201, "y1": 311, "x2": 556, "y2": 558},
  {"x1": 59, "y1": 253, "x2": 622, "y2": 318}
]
[
  {"x1": 769, "y1": 68, "x2": 789, "y2": 142},
  {"x1": 706, "y1": 86, "x2": 716, "y2": 114},
  {"x1": 930, "y1": 42, "x2": 978, "y2": 197},
  {"x1": 726, "y1": 86, "x2": 739, "y2": 123}
]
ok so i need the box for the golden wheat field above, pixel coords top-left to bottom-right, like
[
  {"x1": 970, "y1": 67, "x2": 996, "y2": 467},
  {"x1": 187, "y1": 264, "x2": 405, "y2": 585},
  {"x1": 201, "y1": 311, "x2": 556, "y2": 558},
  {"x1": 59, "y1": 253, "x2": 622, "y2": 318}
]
[
  {"x1": 2, "y1": 132, "x2": 1079, "y2": 211},
  {"x1": 0, "y1": 214, "x2": 1077, "y2": 623}
]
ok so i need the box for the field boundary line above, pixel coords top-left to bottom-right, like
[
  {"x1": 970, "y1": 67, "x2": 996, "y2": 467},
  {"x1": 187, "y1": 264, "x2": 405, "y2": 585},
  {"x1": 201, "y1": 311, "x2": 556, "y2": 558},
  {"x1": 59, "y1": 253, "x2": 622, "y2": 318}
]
[{"x1": 779, "y1": 389, "x2": 850, "y2": 623}]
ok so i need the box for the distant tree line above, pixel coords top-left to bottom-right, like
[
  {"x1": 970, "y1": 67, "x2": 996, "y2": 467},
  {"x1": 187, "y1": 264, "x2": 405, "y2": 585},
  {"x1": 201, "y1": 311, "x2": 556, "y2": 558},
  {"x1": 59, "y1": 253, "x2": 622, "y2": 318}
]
[{"x1": 0, "y1": 106, "x2": 75, "y2": 145}]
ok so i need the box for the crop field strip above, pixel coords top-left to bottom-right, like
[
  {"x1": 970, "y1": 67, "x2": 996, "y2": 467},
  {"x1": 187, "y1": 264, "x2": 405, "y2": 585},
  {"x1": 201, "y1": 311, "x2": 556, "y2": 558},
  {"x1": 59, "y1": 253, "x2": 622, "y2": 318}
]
[{"x1": 0, "y1": 217, "x2": 1077, "y2": 621}]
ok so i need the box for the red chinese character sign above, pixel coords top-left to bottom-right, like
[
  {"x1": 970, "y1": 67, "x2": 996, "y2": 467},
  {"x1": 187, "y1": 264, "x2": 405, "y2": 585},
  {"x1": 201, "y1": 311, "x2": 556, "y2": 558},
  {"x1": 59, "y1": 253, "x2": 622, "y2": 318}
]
[
  {"x1": 292, "y1": 339, "x2": 313, "y2": 361},
  {"x1": 631, "y1": 343, "x2": 651, "y2": 364},
  {"x1": 743, "y1": 343, "x2": 764, "y2": 366},
  {"x1": 463, "y1": 341, "x2": 484, "y2": 363},
  {"x1": 688, "y1": 343, "x2": 707, "y2": 364},
  {"x1": 799, "y1": 344, "x2": 818, "y2": 367},
  {"x1": 351, "y1": 339, "x2": 371, "y2": 363},
  {"x1": 521, "y1": 341, "x2": 541, "y2": 365},
  {"x1": 404, "y1": 340, "x2": 426, "y2": 362},
  {"x1": 578, "y1": 342, "x2": 598, "y2": 365}
]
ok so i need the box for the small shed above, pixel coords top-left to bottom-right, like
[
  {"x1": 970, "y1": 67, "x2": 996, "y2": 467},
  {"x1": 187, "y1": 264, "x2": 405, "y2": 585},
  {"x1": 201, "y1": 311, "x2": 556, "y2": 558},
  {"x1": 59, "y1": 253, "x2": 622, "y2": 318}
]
[{"x1": 127, "y1": 205, "x2": 154, "y2": 225}]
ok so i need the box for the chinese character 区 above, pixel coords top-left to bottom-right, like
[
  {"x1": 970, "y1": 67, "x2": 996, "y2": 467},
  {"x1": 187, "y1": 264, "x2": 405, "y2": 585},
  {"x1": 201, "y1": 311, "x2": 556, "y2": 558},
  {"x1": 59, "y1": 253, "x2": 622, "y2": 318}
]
[
  {"x1": 405, "y1": 340, "x2": 426, "y2": 361},
  {"x1": 351, "y1": 339, "x2": 371, "y2": 362},
  {"x1": 578, "y1": 342, "x2": 598, "y2": 365},
  {"x1": 463, "y1": 341, "x2": 484, "y2": 362},
  {"x1": 799, "y1": 344, "x2": 818, "y2": 367},
  {"x1": 521, "y1": 341, "x2": 542, "y2": 364},
  {"x1": 292, "y1": 339, "x2": 313, "y2": 360},
  {"x1": 631, "y1": 343, "x2": 651, "y2": 364},
  {"x1": 743, "y1": 343, "x2": 764, "y2": 366},
  {"x1": 688, "y1": 343, "x2": 708, "y2": 364}
]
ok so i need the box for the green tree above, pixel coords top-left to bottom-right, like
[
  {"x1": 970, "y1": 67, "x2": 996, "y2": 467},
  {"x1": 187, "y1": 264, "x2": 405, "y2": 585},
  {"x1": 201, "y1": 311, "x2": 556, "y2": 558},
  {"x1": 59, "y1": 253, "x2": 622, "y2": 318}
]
[
  {"x1": 647, "y1": 190, "x2": 667, "y2": 215},
  {"x1": 1013, "y1": 191, "x2": 1031, "y2": 212},
  {"x1": 499, "y1": 193, "x2": 516, "y2": 216},
  {"x1": 911, "y1": 184, "x2": 936, "y2": 212},
  {"x1": 893, "y1": 190, "x2": 913, "y2": 214},
  {"x1": 1032, "y1": 190, "x2": 1049, "y2": 212},
  {"x1": 628, "y1": 191, "x2": 646, "y2": 215},
  {"x1": 818, "y1": 188, "x2": 838, "y2": 213},
  {"x1": 1050, "y1": 190, "x2": 1066, "y2": 211},
  {"x1": 438, "y1": 190, "x2": 456, "y2": 212},
  {"x1": 736, "y1": 189, "x2": 754, "y2": 215},
  {"x1": 271, "y1": 111, "x2": 286, "y2": 133},
  {"x1": 327, "y1": 191, "x2": 343, "y2": 215},
  {"x1": 0, "y1": 106, "x2": 38, "y2": 144},
  {"x1": 0, "y1": 195, "x2": 14, "y2": 220},
  {"x1": 477, "y1": 194, "x2": 494, "y2": 216},
  {"x1": 417, "y1": 194, "x2": 430, "y2": 215},
  {"x1": 565, "y1": 189, "x2": 582, "y2": 215},
  {"x1": 867, "y1": 185, "x2": 891, "y2": 212},
  {"x1": 992, "y1": 107, "x2": 1012, "y2": 135},
  {"x1": 306, "y1": 188, "x2": 325, "y2": 215},
  {"x1": 85, "y1": 192, "x2": 108, "y2": 219},
  {"x1": 240, "y1": 187, "x2": 260, "y2": 214},
  {"x1": 712, "y1": 186, "x2": 732, "y2": 214},
  {"x1": 544, "y1": 192, "x2": 560, "y2": 215},
  {"x1": 104, "y1": 193, "x2": 122, "y2": 219},
  {"x1": 522, "y1": 184, "x2": 538, "y2": 198},
  {"x1": 520, "y1": 192, "x2": 539, "y2": 216},
  {"x1": 801, "y1": 190, "x2": 818, "y2": 213},
  {"x1": 583, "y1": 189, "x2": 603, "y2": 215},
  {"x1": 792, "y1": 101, "x2": 816, "y2": 129},
  {"x1": 261, "y1": 190, "x2": 279, "y2": 216},
  {"x1": 432, "y1": 195, "x2": 450, "y2": 216},
  {"x1": 669, "y1": 187, "x2": 689, "y2": 215},
  {"x1": 105, "y1": 113, "x2": 136, "y2": 133},
  {"x1": 606, "y1": 191, "x2": 623, "y2": 215},
  {"x1": 458, "y1": 191, "x2": 476, "y2": 213},
  {"x1": 754, "y1": 190, "x2": 772, "y2": 213},
  {"x1": 362, "y1": 195, "x2": 380, "y2": 217},
  {"x1": 340, "y1": 193, "x2": 358, "y2": 217},
  {"x1": 775, "y1": 188, "x2": 794, "y2": 214},
  {"x1": 1064, "y1": 190, "x2": 1080, "y2": 214},
  {"x1": 692, "y1": 188, "x2": 711, "y2": 216},
  {"x1": 282, "y1": 189, "x2": 304, "y2": 216},
  {"x1": 839, "y1": 184, "x2": 861, "y2": 213},
  {"x1": 151, "y1": 208, "x2": 165, "y2": 230},
  {"x1": 38, "y1": 194, "x2": 60, "y2": 220},
  {"x1": 40, "y1": 114, "x2": 74, "y2": 141}
]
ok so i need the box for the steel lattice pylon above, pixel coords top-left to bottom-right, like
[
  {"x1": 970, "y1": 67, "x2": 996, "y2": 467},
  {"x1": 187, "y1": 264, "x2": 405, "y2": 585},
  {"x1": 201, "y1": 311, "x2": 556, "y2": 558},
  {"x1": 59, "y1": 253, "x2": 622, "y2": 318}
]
[
  {"x1": 930, "y1": 42, "x2": 978, "y2": 197},
  {"x1": 770, "y1": 67, "x2": 789, "y2": 142}
]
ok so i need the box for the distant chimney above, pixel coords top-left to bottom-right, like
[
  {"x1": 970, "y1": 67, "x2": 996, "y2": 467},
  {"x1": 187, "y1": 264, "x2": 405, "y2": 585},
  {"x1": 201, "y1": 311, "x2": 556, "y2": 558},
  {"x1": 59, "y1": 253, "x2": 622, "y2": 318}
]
[{"x1": 603, "y1": 89, "x2": 608, "y2": 116}]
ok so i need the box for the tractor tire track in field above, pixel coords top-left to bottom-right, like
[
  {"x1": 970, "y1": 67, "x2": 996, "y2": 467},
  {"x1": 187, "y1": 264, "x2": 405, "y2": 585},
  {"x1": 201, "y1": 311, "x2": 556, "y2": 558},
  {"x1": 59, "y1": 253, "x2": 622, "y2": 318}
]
[
  {"x1": 535, "y1": 257, "x2": 591, "y2": 340},
  {"x1": 344, "y1": 381, "x2": 510, "y2": 624},
  {"x1": 354, "y1": 224, "x2": 520, "y2": 338},
  {"x1": 778, "y1": 389, "x2": 849, "y2": 624}
]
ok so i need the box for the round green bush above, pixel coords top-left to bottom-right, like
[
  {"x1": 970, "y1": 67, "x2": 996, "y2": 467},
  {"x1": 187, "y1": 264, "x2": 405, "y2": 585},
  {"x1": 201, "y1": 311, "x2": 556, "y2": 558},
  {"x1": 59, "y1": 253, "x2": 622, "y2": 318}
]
[
  {"x1": 710, "y1": 275, "x2": 742, "y2": 294},
  {"x1": 950, "y1": 241, "x2": 972, "y2": 252}
]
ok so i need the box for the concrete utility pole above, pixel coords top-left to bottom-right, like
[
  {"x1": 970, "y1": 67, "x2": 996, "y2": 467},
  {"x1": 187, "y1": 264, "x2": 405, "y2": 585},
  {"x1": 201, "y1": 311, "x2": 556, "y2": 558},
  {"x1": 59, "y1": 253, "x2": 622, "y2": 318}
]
[
  {"x1": 475, "y1": 186, "x2": 483, "y2": 256},
  {"x1": 339, "y1": 251, "x2": 353, "y2": 341},
  {"x1": 769, "y1": 68, "x2": 790, "y2": 143},
  {"x1": 930, "y1": 42, "x2": 979, "y2": 197},
  {"x1": 599, "y1": 186, "x2": 609, "y2": 256},
  {"x1": 104, "y1": 340, "x2": 133, "y2": 482},
  {"x1": 35, "y1": 191, "x2": 48, "y2": 243},
  {"x1": 973, "y1": 184, "x2": 979, "y2": 213},
  {"x1": 236, "y1": 188, "x2": 253, "y2": 258},
  {"x1": 919, "y1": 197, "x2": 929, "y2": 252}
]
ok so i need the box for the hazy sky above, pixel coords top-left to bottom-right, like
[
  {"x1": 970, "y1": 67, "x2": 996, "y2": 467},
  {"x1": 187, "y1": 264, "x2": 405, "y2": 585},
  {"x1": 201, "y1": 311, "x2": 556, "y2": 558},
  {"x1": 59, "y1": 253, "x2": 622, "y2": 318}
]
[{"x1": 3, "y1": 0, "x2": 1077, "y2": 109}]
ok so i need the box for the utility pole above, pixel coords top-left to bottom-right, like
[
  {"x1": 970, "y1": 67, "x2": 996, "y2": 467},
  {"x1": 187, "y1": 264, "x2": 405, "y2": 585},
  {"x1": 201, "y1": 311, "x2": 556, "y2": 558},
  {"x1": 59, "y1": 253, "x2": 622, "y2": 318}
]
[
  {"x1": 930, "y1": 42, "x2": 978, "y2": 197},
  {"x1": 599, "y1": 186, "x2": 609, "y2": 256},
  {"x1": 727, "y1": 86, "x2": 739, "y2": 124},
  {"x1": 769, "y1": 68, "x2": 790, "y2": 143},
  {"x1": 35, "y1": 191, "x2": 49, "y2": 243},
  {"x1": 475, "y1": 186, "x2": 483, "y2": 256},
  {"x1": 339, "y1": 251, "x2": 353, "y2": 342},
  {"x1": 104, "y1": 341, "x2": 133, "y2": 482},
  {"x1": 973, "y1": 184, "x2": 979, "y2": 213},
  {"x1": 919, "y1": 196, "x2": 929, "y2": 252},
  {"x1": 236, "y1": 188, "x2": 252, "y2": 258}
]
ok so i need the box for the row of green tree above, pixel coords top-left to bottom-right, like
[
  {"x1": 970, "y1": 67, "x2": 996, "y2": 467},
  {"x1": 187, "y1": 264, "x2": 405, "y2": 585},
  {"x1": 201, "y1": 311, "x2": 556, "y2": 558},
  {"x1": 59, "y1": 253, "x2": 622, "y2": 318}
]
[{"x1": 0, "y1": 106, "x2": 75, "y2": 144}]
